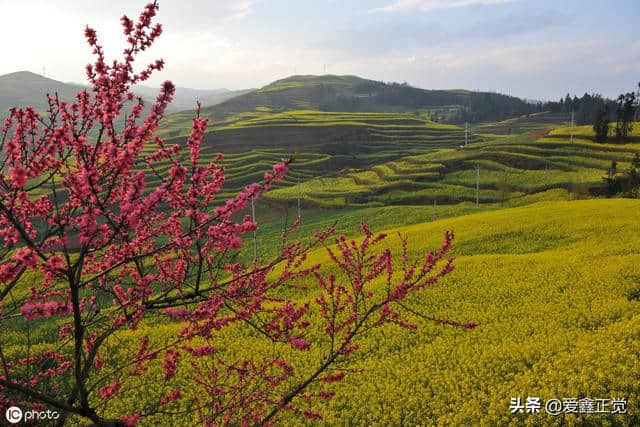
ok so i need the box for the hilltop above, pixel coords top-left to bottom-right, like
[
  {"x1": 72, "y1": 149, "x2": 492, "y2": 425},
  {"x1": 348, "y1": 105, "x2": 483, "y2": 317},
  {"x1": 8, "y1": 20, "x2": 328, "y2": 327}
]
[{"x1": 199, "y1": 74, "x2": 538, "y2": 124}]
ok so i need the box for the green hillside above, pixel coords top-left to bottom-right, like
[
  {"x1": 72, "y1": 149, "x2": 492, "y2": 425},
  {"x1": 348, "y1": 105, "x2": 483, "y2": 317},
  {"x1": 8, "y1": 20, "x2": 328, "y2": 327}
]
[
  {"x1": 265, "y1": 125, "x2": 640, "y2": 207},
  {"x1": 190, "y1": 74, "x2": 537, "y2": 124},
  {"x1": 151, "y1": 110, "x2": 478, "y2": 201}
]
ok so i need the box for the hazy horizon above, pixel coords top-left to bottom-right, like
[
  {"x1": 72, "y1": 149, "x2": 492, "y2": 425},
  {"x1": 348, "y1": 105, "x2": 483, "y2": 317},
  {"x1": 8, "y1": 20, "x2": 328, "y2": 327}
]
[{"x1": 1, "y1": 0, "x2": 638, "y2": 101}]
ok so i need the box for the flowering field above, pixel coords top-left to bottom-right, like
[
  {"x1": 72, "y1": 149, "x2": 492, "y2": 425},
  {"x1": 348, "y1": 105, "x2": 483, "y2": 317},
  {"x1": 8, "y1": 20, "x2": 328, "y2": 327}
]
[{"x1": 17, "y1": 198, "x2": 633, "y2": 425}]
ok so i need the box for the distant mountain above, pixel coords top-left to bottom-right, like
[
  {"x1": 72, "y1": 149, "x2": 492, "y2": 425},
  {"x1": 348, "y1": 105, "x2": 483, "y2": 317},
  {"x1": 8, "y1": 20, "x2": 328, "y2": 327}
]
[
  {"x1": 201, "y1": 74, "x2": 539, "y2": 124},
  {"x1": 0, "y1": 71, "x2": 85, "y2": 115},
  {"x1": 131, "y1": 85, "x2": 253, "y2": 112},
  {"x1": 0, "y1": 71, "x2": 250, "y2": 117}
]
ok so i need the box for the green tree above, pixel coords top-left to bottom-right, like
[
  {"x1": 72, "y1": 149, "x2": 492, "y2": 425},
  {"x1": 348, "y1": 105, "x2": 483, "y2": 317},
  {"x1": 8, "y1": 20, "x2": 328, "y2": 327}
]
[
  {"x1": 593, "y1": 104, "x2": 609, "y2": 142},
  {"x1": 615, "y1": 92, "x2": 636, "y2": 139}
]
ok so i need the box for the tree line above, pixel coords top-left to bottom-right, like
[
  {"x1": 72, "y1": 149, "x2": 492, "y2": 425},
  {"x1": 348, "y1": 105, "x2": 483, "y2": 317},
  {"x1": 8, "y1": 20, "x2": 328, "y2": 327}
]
[{"x1": 592, "y1": 82, "x2": 639, "y2": 142}]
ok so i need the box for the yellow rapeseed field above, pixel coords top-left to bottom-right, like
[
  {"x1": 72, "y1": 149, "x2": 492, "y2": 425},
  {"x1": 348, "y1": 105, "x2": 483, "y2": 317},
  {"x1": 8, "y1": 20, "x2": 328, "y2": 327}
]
[{"x1": 79, "y1": 199, "x2": 640, "y2": 426}]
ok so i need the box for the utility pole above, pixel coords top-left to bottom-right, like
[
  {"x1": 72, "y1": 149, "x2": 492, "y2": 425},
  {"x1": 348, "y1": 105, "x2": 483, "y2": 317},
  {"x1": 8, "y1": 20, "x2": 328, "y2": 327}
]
[
  {"x1": 433, "y1": 199, "x2": 436, "y2": 221},
  {"x1": 635, "y1": 81, "x2": 640, "y2": 121},
  {"x1": 570, "y1": 111, "x2": 574, "y2": 144},
  {"x1": 251, "y1": 196, "x2": 258, "y2": 260},
  {"x1": 465, "y1": 122, "x2": 468, "y2": 146},
  {"x1": 476, "y1": 164, "x2": 480, "y2": 206},
  {"x1": 296, "y1": 177, "x2": 301, "y2": 220}
]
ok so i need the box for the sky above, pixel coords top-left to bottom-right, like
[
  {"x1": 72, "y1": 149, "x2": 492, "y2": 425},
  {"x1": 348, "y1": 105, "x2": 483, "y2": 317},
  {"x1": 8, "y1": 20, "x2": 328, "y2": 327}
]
[{"x1": 1, "y1": 0, "x2": 638, "y2": 100}]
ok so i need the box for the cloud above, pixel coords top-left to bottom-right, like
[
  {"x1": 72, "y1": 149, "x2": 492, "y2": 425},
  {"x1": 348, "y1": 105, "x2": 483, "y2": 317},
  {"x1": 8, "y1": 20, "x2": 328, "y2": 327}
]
[
  {"x1": 0, "y1": 0, "x2": 256, "y2": 88},
  {"x1": 370, "y1": 0, "x2": 515, "y2": 13},
  {"x1": 223, "y1": 1, "x2": 254, "y2": 21},
  {"x1": 316, "y1": 9, "x2": 566, "y2": 61},
  {"x1": 317, "y1": 37, "x2": 634, "y2": 99},
  {"x1": 459, "y1": 10, "x2": 567, "y2": 39}
]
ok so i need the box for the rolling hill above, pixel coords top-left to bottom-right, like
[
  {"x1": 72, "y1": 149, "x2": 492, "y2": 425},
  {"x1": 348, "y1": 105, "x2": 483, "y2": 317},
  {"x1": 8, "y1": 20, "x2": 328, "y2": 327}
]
[
  {"x1": 195, "y1": 74, "x2": 540, "y2": 124},
  {"x1": 148, "y1": 75, "x2": 571, "y2": 202},
  {"x1": 4, "y1": 70, "x2": 633, "y2": 213},
  {"x1": 0, "y1": 71, "x2": 85, "y2": 115},
  {"x1": 0, "y1": 71, "x2": 249, "y2": 117},
  {"x1": 147, "y1": 75, "x2": 566, "y2": 202}
]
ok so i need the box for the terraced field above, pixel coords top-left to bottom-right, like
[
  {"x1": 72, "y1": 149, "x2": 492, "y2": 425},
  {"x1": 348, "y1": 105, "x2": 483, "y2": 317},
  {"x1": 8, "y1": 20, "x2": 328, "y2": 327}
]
[
  {"x1": 265, "y1": 126, "x2": 640, "y2": 207},
  {"x1": 149, "y1": 110, "x2": 481, "y2": 201},
  {"x1": 472, "y1": 111, "x2": 570, "y2": 135},
  {"x1": 548, "y1": 122, "x2": 640, "y2": 141}
]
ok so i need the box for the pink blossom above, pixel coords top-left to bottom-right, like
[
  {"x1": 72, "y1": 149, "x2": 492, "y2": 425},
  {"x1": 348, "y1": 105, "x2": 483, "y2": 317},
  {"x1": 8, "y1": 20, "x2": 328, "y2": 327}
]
[
  {"x1": 99, "y1": 381, "x2": 122, "y2": 400},
  {"x1": 8, "y1": 165, "x2": 27, "y2": 187},
  {"x1": 289, "y1": 337, "x2": 311, "y2": 351},
  {"x1": 121, "y1": 413, "x2": 140, "y2": 426},
  {"x1": 162, "y1": 349, "x2": 180, "y2": 380}
]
